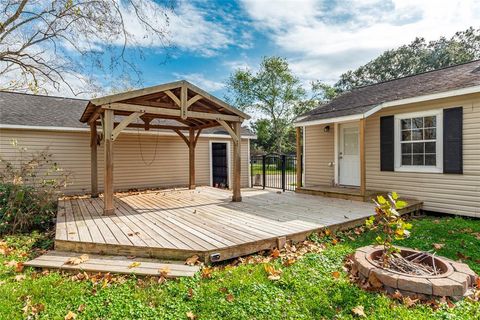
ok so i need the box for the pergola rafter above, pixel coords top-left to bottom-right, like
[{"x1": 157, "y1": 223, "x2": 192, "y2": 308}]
[{"x1": 80, "y1": 80, "x2": 250, "y2": 215}]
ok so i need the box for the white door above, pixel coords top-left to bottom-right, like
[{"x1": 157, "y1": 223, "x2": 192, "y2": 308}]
[{"x1": 339, "y1": 123, "x2": 360, "y2": 186}]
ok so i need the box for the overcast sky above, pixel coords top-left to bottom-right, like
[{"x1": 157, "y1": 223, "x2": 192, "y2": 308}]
[{"x1": 55, "y1": 0, "x2": 480, "y2": 98}]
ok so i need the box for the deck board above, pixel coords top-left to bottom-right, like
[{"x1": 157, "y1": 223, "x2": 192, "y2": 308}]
[{"x1": 55, "y1": 187, "x2": 421, "y2": 262}]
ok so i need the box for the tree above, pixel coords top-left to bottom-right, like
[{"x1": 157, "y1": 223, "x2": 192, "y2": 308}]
[
  {"x1": 0, "y1": 0, "x2": 173, "y2": 95},
  {"x1": 226, "y1": 56, "x2": 333, "y2": 153},
  {"x1": 335, "y1": 27, "x2": 480, "y2": 91}
]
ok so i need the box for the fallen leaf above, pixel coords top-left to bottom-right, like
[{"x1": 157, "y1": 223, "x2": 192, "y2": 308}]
[
  {"x1": 187, "y1": 288, "x2": 194, "y2": 299},
  {"x1": 433, "y1": 243, "x2": 445, "y2": 250},
  {"x1": 368, "y1": 272, "x2": 383, "y2": 288},
  {"x1": 77, "y1": 304, "x2": 86, "y2": 313},
  {"x1": 403, "y1": 296, "x2": 419, "y2": 307},
  {"x1": 331, "y1": 238, "x2": 338, "y2": 245},
  {"x1": 473, "y1": 233, "x2": 480, "y2": 240},
  {"x1": 332, "y1": 271, "x2": 341, "y2": 279},
  {"x1": 185, "y1": 255, "x2": 200, "y2": 266},
  {"x1": 15, "y1": 274, "x2": 26, "y2": 282},
  {"x1": 476, "y1": 277, "x2": 480, "y2": 288},
  {"x1": 201, "y1": 267, "x2": 213, "y2": 279},
  {"x1": 283, "y1": 258, "x2": 296, "y2": 267},
  {"x1": 65, "y1": 254, "x2": 89, "y2": 265},
  {"x1": 391, "y1": 290, "x2": 403, "y2": 300},
  {"x1": 351, "y1": 305, "x2": 366, "y2": 317},
  {"x1": 264, "y1": 264, "x2": 282, "y2": 281},
  {"x1": 159, "y1": 266, "x2": 170, "y2": 278},
  {"x1": 226, "y1": 293, "x2": 235, "y2": 302},
  {"x1": 325, "y1": 229, "x2": 331, "y2": 236},
  {"x1": 64, "y1": 311, "x2": 77, "y2": 320},
  {"x1": 456, "y1": 252, "x2": 470, "y2": 261},
  {"x1": 270, "y1": 248, "x2": 280, "y2": 258},
  {"x1": 186, "y1": 311, "x2": 196, "y2": 320},
  {"x1": 128, "y1": 262, "x2": 141, "y2": 269}
]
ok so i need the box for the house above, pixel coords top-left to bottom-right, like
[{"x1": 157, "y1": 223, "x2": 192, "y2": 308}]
[
  {"x1": 295, "y1": 60, "x2": 480, "y2": 218},
  {"x1": 0, "y1": 82, "x2": 255, "y2": 196}
]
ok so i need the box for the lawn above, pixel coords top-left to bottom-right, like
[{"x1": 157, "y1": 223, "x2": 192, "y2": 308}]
[
  {"x1": 251, "y1": 163, "x2": 295, "y2": 175},
  {"x1": 0, "y1": 216, "x2": 479, "y2": 319}
]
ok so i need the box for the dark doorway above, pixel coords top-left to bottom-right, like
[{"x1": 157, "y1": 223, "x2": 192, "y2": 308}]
[{"x1": 212, "y1": 142, "x2": 228, "y2": 189}]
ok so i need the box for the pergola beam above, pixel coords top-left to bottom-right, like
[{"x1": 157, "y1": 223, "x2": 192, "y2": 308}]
[
  {"x1": 111, "y1": 112, "x2": 144, "y2": 141},
  {"x1": 217, "y1": 120, "x2": 239, "y2": 143},
  {"x1": 103, "y1": 103, "x2": 242, "y2": 122}
]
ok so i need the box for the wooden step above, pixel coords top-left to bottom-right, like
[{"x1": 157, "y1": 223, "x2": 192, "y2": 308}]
[{"x1": 24, "y1": 251, "x2": 200, "y2": 277}]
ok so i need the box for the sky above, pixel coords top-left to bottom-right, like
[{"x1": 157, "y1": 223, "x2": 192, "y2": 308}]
[{"x1": 52, "y1": 0, "x2": 480, "y2": 98}]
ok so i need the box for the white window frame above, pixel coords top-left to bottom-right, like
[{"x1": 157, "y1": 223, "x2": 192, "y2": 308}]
[{"x1": 394, "y1": 109, "x2": 443, "y2": 173}]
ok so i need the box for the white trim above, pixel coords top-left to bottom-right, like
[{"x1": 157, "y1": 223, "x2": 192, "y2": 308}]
[
  {"x1": 295, "y1": 114, "x2": 363, "y2": 127},
  {"x1": 247, "y1": 139, "x2": 251, "y2": 188},
  {"x1": 296, "y1": 85, "x2": 480, "y2": 127},
  {"x1": 208, "y1": 140, "x2": 232, "y2": 189},
  {"x1": 302, "y1": 126, "x2": 305, "y2": 186},
  {"x1": 333, "y1": 123, "x2": 339, "y2": 185},
  {"x1": 394, "y1": 109, "x2": 443, "y2": 173},
  {"x1": 0, "y1": 124, "x2": 257, "y2": 139}
]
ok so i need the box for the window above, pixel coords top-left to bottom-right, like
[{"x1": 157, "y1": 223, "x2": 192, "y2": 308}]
[{"x1": 395, "y1": 110, "x2": 443, "y2": 172}]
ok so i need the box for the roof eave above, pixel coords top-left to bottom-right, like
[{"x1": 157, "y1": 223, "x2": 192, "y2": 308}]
[{"x1": 295, "y1": 85, "x2": 480, "y2": 127}]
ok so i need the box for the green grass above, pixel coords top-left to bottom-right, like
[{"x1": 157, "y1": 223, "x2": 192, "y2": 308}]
[
  {"x1": 251, "y1": 163, "x2": 295, "y2": 175},
  {"x1": 0, "y1": 216, "x2": 479, "y2": 319}
]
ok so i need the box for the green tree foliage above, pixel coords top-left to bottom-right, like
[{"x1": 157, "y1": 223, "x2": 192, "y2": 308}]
[
  {"x1": 335, "y1": 27, "x2": 480, "y2": 91},
  {"x1": 226, "y1": 56, "x2": 334, "y2": 153}
]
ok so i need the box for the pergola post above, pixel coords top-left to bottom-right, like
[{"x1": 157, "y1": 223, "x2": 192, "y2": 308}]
[
  {"x1": 189, "y1": 127, "x2": 195, "y2": 189},
  {"x1": 90, "y1": 122, "x2": 98, "y2": 198},
  {"x1": 232, "y1": 122, "x2": 242, "y2": 202},
  {"x1": 103, "y1": 109, "x2": 115, "y2": 215},
  {"x1": 359, "y1": 118, "x2": 366, "y2": 197},
  {"x1": 295, "y1": 127, "x2": 302, "y2": 189}
]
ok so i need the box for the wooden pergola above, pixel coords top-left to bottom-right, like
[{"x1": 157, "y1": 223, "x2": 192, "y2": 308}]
[{"x1": 79, "y1": 80, "x2": 250, "y2": 215}]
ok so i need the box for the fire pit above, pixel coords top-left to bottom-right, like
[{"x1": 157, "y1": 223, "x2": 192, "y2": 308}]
[{"x1": 353, "y1": 245, "x2": 478, "y2": 300}]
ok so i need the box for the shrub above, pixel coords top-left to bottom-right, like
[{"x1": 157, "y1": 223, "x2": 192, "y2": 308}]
[
  {"x1": 0, "y1": 140, "x2": 69, "y2": 234},
  {"x1": 365, "y1": 192, "x2": 412, "y2": 266}
]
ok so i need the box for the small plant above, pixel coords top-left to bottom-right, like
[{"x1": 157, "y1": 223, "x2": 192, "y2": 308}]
[
  {"x1": 365, "y1": 192, "x2": 412, "y2": 266},
  {"x1": 0, "y1": 140, "x2": 70, "y2": 234}
]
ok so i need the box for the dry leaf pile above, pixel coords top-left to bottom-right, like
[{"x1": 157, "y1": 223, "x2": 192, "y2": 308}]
[{"x1": 64, "y1": 254, "x2": 89, "y2": 265}]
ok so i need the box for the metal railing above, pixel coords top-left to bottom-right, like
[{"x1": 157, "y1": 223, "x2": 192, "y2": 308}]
[{"x1": 250, "y1": 154, "x2": 300, "y2": 191}]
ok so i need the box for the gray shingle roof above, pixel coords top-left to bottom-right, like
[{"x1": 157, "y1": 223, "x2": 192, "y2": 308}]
[
  {"x1": 298, "y1": 60, "x2": 480, "y2": 123},
  {"x1": 0, "y1": 92, "x2": 255, "y2": 136}
]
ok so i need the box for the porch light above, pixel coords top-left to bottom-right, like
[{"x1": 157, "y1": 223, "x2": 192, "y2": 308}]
[{"x1": 324, "y1": 125, "x2": 330, "y2": 132}]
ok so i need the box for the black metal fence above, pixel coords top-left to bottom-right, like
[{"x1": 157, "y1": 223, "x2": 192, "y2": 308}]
[{"x1": 250, "y1": 154, "x2": 300, "y2": 191}]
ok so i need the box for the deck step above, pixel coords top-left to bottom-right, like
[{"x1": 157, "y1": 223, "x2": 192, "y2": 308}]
[{"x1": 24, "y1": 251, "x2": 200, "y2": 277}]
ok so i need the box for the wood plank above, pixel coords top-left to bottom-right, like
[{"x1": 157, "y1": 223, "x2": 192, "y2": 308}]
[
  {"x1": 64, "y1": 200, "x2": 80, "y2": 242},
  {"x1": 90, "y1": 123, "x2": 98, "y2": 197},
  {"x1": 55, "y1": 200, "x2": 67, "y2": 241},
  {"x1": 232, "y1": 121, "x2": 242, "y2": 202},
  {"x1": 70, "y1": 200, "x2": 93, "y2": 243},
  {"x1": 103, "y1": 109, "x2": 114, "y2": 215},
  {"x1": 25, "y1": 252, "x2": 199, "y2": 277},
  {"x1": 75, "y1": 199, "x2": 105, "y2": 244}
]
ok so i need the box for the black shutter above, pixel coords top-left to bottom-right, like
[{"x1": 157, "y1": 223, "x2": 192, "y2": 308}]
[
  {"x1": 443, "y1": 107, "x2": 463, "y2": 174},
  {"x1": 380, "y1": 115, "x2": 395, "y2": 171}
]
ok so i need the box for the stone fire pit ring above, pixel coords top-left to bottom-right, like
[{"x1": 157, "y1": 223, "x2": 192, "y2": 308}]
[{"x1": 353, "y1": 245, "x2": 478, "y2": 299}]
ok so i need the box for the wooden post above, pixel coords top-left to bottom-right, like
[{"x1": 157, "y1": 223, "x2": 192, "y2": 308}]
[
  {"x1": 232, "y1": 122, "x2": 242, "y2": 202},
  {"x1": 359, "y1": 118, "x2": 366, "y2": 197},
  {"x1": 295, "y1": 127, "x2": 302, "y2": 189},
  {"x1": 103, "y1": 109, "x2": 115, "y2": 215},
  {"x1": 90, "y1": 122, "x2": 98, "y2": 198},
  {"x1": 189, "y1": 128, "x2": 195, "y2": 189}
]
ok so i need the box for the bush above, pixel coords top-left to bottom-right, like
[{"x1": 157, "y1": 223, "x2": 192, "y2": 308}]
[
  {"x1": 0, "y1": 140, "x2": 69, "y2": 234},
  {"x1": 0, "y1": 183, "x2": 58, "y2": 234}
]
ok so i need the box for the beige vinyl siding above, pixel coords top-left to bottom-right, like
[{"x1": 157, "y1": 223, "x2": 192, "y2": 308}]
[
  {"x1": 365, "y1": 94, "x2": 480, "y2": 217},
  {"x1": 0, "y1": 129, "x2": 250, "y2": 194},
  {"x1": 304, "y1": 124, "x2": 335, "y2": 186}
]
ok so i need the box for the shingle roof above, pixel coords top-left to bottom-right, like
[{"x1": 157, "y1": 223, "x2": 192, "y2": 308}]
[
  {"x1": 297, "y1": 60, "x2": 480, "y2": 123},
  {"x1": 0, "y1": 91, "x2": 255, "y2": 136}
]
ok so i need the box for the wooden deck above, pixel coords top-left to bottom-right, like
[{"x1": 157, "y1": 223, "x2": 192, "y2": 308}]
[
  {"x1": 296, "y1": 185, "x2": 382, "y2": 202},
  {"x1": 55, "y1": 187, "x2": 420, "y2": 263}
]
